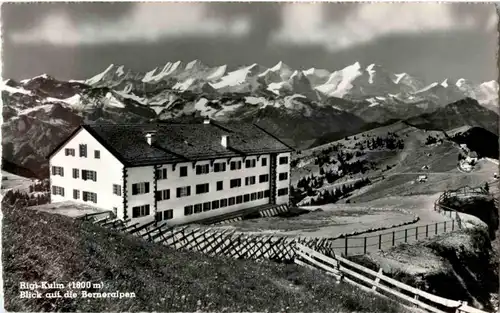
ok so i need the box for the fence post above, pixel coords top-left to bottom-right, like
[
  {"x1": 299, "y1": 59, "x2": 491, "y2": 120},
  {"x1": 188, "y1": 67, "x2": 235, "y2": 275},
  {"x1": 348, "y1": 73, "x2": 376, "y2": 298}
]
[
  {"x1": 415, "y1": 226, "x2": 418, "y2": 240},
  {"x1": 426, "y1": 225, "x2": 429, "y2": 237},
  {"x1": 378, "y1": 234, "x2": 382, "y2": 250},
  {"x1": 404, "y1": 229, "x2": 408, "y2": 243},
  {"x1": 435, "y1": 222, "x2": 438, "y2": 235},
  {"x1": 392, "y1": 231, "x2": 395, "y2": 246},
  {"x1": 344, "y1": 236, "x2": 348, "y2": 256},
  {"x1": 363, "y1": 237, "x2": 367, "y2": 254},
  {"x1": 444, "y1": 221, "x2": 447, "y2": 232},
  {"x1": 452, "y1": 219, "x2": 454, "y2": 231}
]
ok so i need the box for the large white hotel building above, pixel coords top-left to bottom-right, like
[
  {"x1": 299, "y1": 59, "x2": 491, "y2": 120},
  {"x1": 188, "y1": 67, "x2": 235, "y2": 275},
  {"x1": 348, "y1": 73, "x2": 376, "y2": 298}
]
[{"x1": 47, "y1": 120, "x2": 293, "y2": 225}]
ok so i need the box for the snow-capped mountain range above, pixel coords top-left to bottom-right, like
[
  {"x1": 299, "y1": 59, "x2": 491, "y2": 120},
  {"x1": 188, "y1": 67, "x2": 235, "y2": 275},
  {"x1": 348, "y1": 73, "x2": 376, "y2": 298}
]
[{"x1": 1, "y1": 60, "x2": 498, "y2": 177}]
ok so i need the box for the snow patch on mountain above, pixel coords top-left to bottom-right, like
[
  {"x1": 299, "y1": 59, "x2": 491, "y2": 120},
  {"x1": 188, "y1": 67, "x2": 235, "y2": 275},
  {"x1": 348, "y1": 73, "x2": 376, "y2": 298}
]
[
  {"x1": 104, "y1": 92, "x2": 126, "y2": 108},
  {"x1": 394, "y1": 73, "x2": 407, "y2": 84},
  {"x1": 1, "y1": 83, "x2": 32, "y2": 95},
  {"x1": 366, "y1": 64, "x2": 376, "y2": 84},
  {"x1": 142, "y1": 67, "x2": 159, "y2": 83},
  {"x1": 441, "y1": 79, "x2": 449, "y2": 88},
  {"x1": 210, "y1": 63, "x2": 261, "y2": 89},
  {"x1": 173, "y1": 78, "x2": 196, "y2": 91},
  {"x1": 20, "y1": 74, "x2": 50, "y2": 84},
  {"x1": 207, "y1": 65, "x2": 227, "y2": 81},
  {"x1": 115, "y1": 88, "x2": 148, "y2": 105},
  {"x1": 86, "y1": 64, "x2": 115, "y2": 85},
  {"x1": 116, "y1": 66, "x2": 125, "y2": 77}
]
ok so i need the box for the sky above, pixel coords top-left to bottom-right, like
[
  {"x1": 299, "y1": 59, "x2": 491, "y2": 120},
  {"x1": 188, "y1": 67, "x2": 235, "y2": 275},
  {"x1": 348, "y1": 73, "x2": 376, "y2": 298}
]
[{"x1": 2, "y1": 2, "x2": 499, "y2": 84}]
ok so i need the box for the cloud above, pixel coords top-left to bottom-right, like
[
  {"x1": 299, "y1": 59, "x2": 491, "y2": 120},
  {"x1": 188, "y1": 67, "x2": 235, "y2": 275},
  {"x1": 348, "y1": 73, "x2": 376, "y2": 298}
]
[
  {"x1": 271, "y1": 3, "x2": 497, "y2": 51},
  {"x1": 8, "y1": 3, "x2": 252, "y2": 45}
]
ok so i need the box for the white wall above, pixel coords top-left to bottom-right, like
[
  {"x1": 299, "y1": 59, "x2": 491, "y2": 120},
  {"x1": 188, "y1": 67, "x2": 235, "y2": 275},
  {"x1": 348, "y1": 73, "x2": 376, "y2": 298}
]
[
  {"x1": 275, "y1": 152, "x2": 291, "y2": 205},
  {"x1": 126, "y1": 166, "x2": 155, "y2": 225},
  {"x1": 126, "y1": 154, "x2": 289, "y2": 225},
  {"x1": 49, "y1": 128, "x2": 124, "y2": 219}
]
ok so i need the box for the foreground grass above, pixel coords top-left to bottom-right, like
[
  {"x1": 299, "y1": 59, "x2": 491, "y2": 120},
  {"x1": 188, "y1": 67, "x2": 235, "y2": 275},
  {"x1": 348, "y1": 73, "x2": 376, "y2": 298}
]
[{"x1": 2, "y1": 205, "x2": 410, "y2": 312}]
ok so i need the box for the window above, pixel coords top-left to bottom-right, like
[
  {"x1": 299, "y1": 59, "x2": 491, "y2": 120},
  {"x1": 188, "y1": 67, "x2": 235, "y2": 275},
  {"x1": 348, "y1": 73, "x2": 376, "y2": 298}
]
[
  {"x1": 212, "y1": 200, "x2": 220, "y2": 210},
  {"x1": 51, "y1": 186, "x2": 64, "y2": 196},
  {"x1": 216, "y1": 181, "x2": 223, "y2": 191},
  {"x1": 184, "y1": 205, "x2": 193, "y2": 216},
  {"x1": 82, "y1": 170, "x2": 97, "y2": 181},
  {"x1": 259, "y1": 174, "x2": 269, "y2": 183},
  {"x1": 279, "y1": 156, "x2": 289, "y2": 165},
  {"x1": 79, "y1": 144, "x2": 87, "y2": 157},
  {"x1": 113, "y1": 184, "x2": 122, "y2": 196},
  {"x1": 236, "y1": 195, "x2": 243, "y2": 204},
  {"x1": 51, "y1": 166, "x2": 64, "y2": 176},
  {"x1": 203, "y1": 202, "x2": 211, "y2": 212},
  {"x1": 230, "y1": 161, "x2": 242, "y2": 170},
  {"x1": 230, "y1": 178, "x2": 242, "y2": 188},
  {"x1": 245, "y1": 159, "x2": 256, "y2": 168},
  {"x1": 156, "y1": 168, "x2": 168, "y2": 180},
  {"x1": 278, "y1": 188, "x2": 289, "y2": 196},
  {"x1": 176, "y1": 186, "x2": 191, "y2": 198},
  {"x1": 196, "y1": 164, "x2": 210, "y2": 175},
  {"x1": 261, "y1": 158, "x2": 267, "y2": 166},
  {"x1": 228, "y1": 197, "x2": 236, "y2": 206},
  {"x1": 163, "y1": 209, "x2": 173, "y2": 220},
  {"x1": 82, "y1": 191, "x2": 97, "y2": 203},
  {"x1": 94, "y1": 150, "x2": 100, "y2": 159},
  {"x1": 180, "y1": 166, "x2": 188, "y2": 177},
  {"x1": 196, "y1": 183, "x2": 209, "y2": 194},
  {"x1": 72, "y1": 168, "x2": 79, "y2": 179},
  {"x1": 73, "y1": 189, "x2": 80, "y2": 199},
  {"x1": 214, "y1": 162, "x2": 226, "y2": 172},
  {"x1": 251, "y1": 193, "x2": 257, "y2": 201},
  {"x1": 65, "y1": 148, "x2": 75, "y2": 156},
  {"x1": 220, "y1": 198, "x2": 228, "y2": 207},
  {"x1": 194, "y1": 204, "x2": 202, "y2": 213},
  {"x1": 245, "y1": 176, "x2": 256, "y2": 186},
  {"x1": 156, "y1": 189, "x2": 170, "y2": 201},
  {"x1": 132, "y1": 204, "x2": 150, "y2": 218},
  {"x1": 131, "y1": 182, "x2": 149, "y2": 195},
  {"x1": 243, "y1": 194, "x2": 250, "y2": 202},
  {"x1": 279, "y1": 172, "x2": 289, "y2": 181},
  {"x1": 264, "y1": 190, "x2": 270, "y2": 198},
  {"x1": 257, "y1": 191, "x2": 264, "y2": 199}
]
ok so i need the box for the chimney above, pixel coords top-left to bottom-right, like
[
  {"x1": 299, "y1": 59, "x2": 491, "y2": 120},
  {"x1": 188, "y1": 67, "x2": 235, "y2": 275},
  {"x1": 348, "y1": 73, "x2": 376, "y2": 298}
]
[
  {"x1": 203, "y1": 118, "x2": 210, "y2": 124},
  {"x1": 221, "y1": 135, "x2": 229, "y2": 148},
  {"x1": 145, "y1": 132, "x2": 155, "y2": 146}
]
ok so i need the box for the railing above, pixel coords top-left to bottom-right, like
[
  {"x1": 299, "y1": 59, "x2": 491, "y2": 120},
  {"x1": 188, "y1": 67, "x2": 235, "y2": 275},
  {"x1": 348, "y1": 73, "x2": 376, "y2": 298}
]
[
  {"x1": 294, "y1": 244, "x2": 489, "y2": 313},
  {"x1": 329, "y1": 220, "x2": 460, "y2": 256}
]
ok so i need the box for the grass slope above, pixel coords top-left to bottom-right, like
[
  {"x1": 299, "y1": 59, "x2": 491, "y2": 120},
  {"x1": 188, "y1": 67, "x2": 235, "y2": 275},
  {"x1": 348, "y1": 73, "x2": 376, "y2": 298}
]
[{"x1": 3, "y1": 205, "x2": 410, "y2": 312}]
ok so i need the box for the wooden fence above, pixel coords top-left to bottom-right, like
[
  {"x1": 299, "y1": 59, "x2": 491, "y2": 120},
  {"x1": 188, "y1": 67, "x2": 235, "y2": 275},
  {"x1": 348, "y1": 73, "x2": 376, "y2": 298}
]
[
  {"x1": 80, "y1": 210, "x2": 464, "y2": 262},
  {"x1": 294, "y1": 244, "x2": 489, "y2": 313}
]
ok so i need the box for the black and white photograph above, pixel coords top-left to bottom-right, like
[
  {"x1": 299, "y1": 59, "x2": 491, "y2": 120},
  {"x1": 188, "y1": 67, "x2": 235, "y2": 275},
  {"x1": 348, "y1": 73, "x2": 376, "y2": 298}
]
[{"x1": 1, "y1": 1, "x2": 500, "y2": 312}]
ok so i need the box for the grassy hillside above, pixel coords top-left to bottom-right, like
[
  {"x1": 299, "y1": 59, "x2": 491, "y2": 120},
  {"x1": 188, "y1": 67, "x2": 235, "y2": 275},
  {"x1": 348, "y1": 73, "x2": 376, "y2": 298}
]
[{"x1": 2, "y1": 204, "x2": 410, "y2": 312}]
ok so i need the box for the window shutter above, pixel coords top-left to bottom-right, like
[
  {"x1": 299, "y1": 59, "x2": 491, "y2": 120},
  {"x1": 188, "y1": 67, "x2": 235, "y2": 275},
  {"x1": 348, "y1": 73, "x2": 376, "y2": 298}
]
[
  {"x1": 187, "y1": 186, "x2": 191, "y2": 196},
  {"x1": 83, "y1": 192, "x2": 87, "y2": 201},
  {"x1": 82, "y1": 170, "x2": 87, "y2": 180},
  {"x1": 145, "y1": 183, "x2": 150, "y2": 193},
  {"x1": 94, "y1": 193, "x2": 97, "y2": 203},
  {"x1": 93, "y1": 172, "x2": 97, "y2": 182},
  {"x1": 132, "y1": 184, "x2": 138, "y2": 195}
]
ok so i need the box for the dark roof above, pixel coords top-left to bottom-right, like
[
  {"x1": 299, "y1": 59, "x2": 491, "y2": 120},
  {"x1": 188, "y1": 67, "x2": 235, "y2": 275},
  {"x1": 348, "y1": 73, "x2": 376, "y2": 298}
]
[{"x1": 49, "y1": 121, "x2": 294, "y2": 166}]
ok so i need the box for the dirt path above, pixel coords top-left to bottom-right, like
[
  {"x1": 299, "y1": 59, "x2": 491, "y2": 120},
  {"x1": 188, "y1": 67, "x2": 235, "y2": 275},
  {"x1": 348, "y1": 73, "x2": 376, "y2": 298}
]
[{"x1": 325, "y1": 194, "x2": 456, "y2": 256}]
